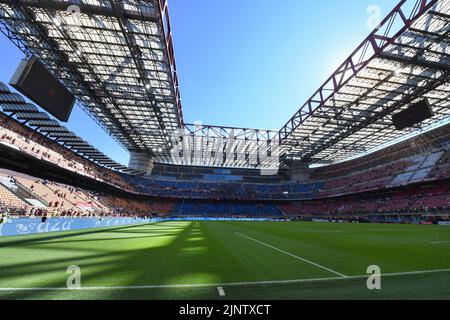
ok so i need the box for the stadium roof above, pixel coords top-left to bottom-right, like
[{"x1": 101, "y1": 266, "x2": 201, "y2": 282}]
[
  {"x1": 166, "y1": 124, "x2": 283, "y2": 169},
  {"x1": 0, "y1": 81, "x2": 131, "y2": 174},
  {"x1": 0, "y1": 0, "x2": 449, "y2": 169},
  {"x1": 279, "y1": 0, "x2": 450, "y2": 165},
  {"x1": 0, "y1": 0, "x2": 183, "y2": 153}
]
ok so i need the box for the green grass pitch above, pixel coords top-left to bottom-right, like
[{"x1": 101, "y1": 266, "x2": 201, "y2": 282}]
[{"x1": 0, "y1": 221, "x2": 449, "y2": 300}]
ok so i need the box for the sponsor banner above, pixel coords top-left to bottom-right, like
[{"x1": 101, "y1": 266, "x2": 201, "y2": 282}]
[
  {"x1": 0, "y1": 217, "x2": 150, "y2": 237},
  {"x1": 166, "y1": 217, "x2": 282, "y2": 222},
  {"x1": 438, "y1": 221, "x2": 450, "y2": 226},
  {"x1": 0, "y1": 217, "x2": 284, "y2": 237}
]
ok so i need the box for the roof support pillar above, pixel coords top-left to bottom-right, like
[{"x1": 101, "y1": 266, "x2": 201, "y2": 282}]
[{"x1": 129, "y1": 152, "x2": 154, "y2": 175}]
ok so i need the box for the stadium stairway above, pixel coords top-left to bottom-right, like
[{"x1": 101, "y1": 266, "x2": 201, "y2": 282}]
[
  {"x1": 0, "y1": 171, "x2": 49, "y2": 208},
  {"x1": 0, "y1": 175, "x2": 48, "y2": 207},
  {"x1": 0, "y1": 181, "x2": 30, "y2": 208}
]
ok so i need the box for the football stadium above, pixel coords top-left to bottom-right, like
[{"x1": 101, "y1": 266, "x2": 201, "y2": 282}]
[{"x1": 0, "y1": 0, "x2": 449, "y2": 302}]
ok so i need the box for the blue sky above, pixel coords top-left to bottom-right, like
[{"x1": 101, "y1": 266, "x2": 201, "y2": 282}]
[{"x1": 0, "y1": 0, "x2": 400, "y2": 165}]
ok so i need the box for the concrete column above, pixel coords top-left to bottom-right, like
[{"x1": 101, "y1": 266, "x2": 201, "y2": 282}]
[
  {"x1": 287, "y1": 160, "x2": 311, "y2": 182},
  {"x1": 128, "y1": 152, "x2": 154, "y2": 175}
]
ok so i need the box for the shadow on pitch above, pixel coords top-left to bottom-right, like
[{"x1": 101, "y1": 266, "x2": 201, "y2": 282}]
[
  {"x1": 0, "y1": 221, "x2": 228, "y2": 300},
  {"x1": 0, "y1": 222, "x2": 172, "y2": 248}
]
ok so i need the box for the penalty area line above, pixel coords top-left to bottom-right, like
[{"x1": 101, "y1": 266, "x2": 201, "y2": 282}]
[
  {"x1": 0, "y1": 268, "x2": 450, "y2": 292},
  {"x1": 236, "y1": 232, "x2": 348, "y2": 278}
]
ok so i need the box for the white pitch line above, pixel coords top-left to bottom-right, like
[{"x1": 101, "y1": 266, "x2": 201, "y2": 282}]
[
  {"x1": 1, "y1": 268, "x2": 450, "y2": 292},
  {"x1": 217, "y1": 286, "x2": 226, "y2": 296},
  {"x1": 430, "y1": 241, "x2": 450, "y2": 244},
  {"x1": 236, "y1": 232, "x2": 348, "y2": 278}
]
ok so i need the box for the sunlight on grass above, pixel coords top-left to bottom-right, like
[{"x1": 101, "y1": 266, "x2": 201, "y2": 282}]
[
  {"x1": 186, "y1": 237, "x2": 205, "y2": 242},
  {"x1": 180, "y1": 246, "x2": 208, "y2": 254},
  {"x1": 1, "y1": 221, "x2": 450, "y2": 299},
  {"x1": 164, "y1": 272, "x2": 221, "y2": 285}
]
